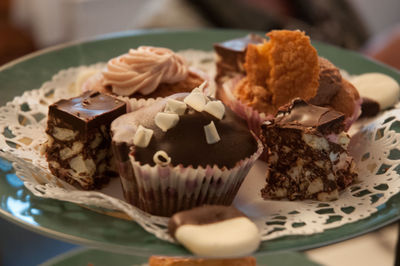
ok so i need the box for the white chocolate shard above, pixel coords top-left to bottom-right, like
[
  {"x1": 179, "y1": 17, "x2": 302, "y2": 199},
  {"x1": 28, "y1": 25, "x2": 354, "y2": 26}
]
[
  {"x1": 350, "y1": 72, "x2": 400, "y2": 110},
  {"x1": 155, "y1": 112, "x2": 179, "y2": 132},
  {"x1": 133, "y1": 125, "x2": 153, "y2": 148},
  {"x1": 204, "y1": 100, "x2": 225, "y2": 120},
  {"x1": 198, "y1": 81, "x2": 207, "y2": 92},
  {"x1": 153, "y1": 150, "x2": 171, "y2": 166},
  {"x1": 164, "y1": 99, "x2": 187, "y2": 115},
  {"x1": 204, "y1": 121, "x2": 220, "y2": 144},
  {"x1": 184, "y1": 89, "x2": 207, "y2": 112},
  {"x1": 175, "y1": 217, "x2": 260, "y2": 257}
]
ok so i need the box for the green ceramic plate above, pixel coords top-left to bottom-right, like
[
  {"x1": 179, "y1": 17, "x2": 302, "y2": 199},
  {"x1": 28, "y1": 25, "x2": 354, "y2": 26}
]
[
  {"x1": 40, "y1": 248, "x2": 320, "y2": 266},
  {"x1": 1, "y1": 29, "x2": 400, "y2": 257}
]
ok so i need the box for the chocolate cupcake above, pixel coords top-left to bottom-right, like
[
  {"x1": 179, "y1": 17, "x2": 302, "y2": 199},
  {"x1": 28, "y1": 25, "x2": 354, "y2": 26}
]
[
  {"x1": 82, "y1": 46, "x2": 207, "y2": 111},
  {"x1": 111, "y1": 89, "x2": 263, "y2": 216}
]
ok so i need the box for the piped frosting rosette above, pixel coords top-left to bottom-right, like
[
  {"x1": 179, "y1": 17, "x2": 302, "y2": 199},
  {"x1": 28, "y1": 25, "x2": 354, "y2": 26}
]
[
  {"x1": 81, "y1": 46, "x2": 208, "y2": 112},
  {"x1": 111, "y1": 91, "x2": 263, "y2": 217},
  {"x1": 103, "y1": 46, "x2": 188, "y2": 96}
]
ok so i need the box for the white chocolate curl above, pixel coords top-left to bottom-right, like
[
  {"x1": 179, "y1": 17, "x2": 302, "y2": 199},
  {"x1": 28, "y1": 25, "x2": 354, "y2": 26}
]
[
  {"x1": 155, "y1": 112, "x2": 179, "y2": 132},
  {"x1": 153, "y1": 150, "x2": 171, "y2": 166},
  {"x1": 102, "y1": 46, "x2": 188, "y2": 96},
  {"x1": 164, "y1": 99, "x2": 187, "y2": 115},
  {"x1": 204, "y1": 121, "x2": 220, "y2": 144},
  {"x1": 204, "y1": 100, "x2": 225, "y2": 120},
  {"x1": 133, "y1": 125, "x2": 153, "y2": 148}
]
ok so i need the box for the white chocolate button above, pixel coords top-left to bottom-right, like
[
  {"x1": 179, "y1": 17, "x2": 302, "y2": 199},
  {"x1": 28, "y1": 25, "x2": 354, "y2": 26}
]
[
  {"x1": 164, "y1": 99, "x2": 187, "y2": 115},
  {"x1": 350, "y1": 72, "x2": 400, "y2": 110},
  {"x1": 155, "y1": 112, "x2": 179, "y2": 132},
  {"x1": 133, "y1": 125, "x2": 153, "y2": 148},
  {"x1": 184, "y1": 91, "x2": 207, "y2": 112},
  {"x1": 204, "y1": 100, "x2": 225, "y2": 120},
  {"x1": 175, "y1": 217, "x2": 260, "y2": 257},
  {"x1": 204, "y1": 121, "x2": 220, "y2": 144}
]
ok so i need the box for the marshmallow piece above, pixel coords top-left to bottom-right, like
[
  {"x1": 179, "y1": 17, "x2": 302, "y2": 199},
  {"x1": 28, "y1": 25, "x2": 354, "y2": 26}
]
[
  {"x1": 204, "y1": 100, "x2": 225, "y2": 120},
  {"x1": 153, "y1": 150, "x2": 171, "y2": 166},
  {"x1": 204, "y1": 121, "x2": 220, "y2": 144},
  {"x1": 175, "y1": 217, "x2": 260, "y2": 257},
  {"x1": 164, "y1": 99, "x2": 187, "y2": 115},
  {"x1": 155, "y1": 112, "x2": 179, "y2": 132},
  {"x1": 184, "y1": 90, "x2": 207, "y2": 112},
  {"x1": 350, "y1": 72, "x2": 400, "y2": 110},
  {"x1": 133, "y1": 125, "x2": 153, "y2": 148}
]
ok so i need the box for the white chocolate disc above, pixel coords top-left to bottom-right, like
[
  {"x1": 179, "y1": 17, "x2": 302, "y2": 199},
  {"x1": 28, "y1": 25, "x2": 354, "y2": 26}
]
[
  {"x1": 175, "y1": 217, "x2": 260, "y2": 257},
  {"x1": 350, "y1": 72, "x2": 400, "y2": 110},
  {"x1": 153, "y1": 150, "x2": 171, "y2": 166}
]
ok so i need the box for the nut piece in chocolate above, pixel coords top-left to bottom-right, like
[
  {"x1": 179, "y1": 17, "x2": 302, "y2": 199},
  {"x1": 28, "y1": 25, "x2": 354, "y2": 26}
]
[{"x1": 45, "y1": 90, "x2": 126, "y2": 189}]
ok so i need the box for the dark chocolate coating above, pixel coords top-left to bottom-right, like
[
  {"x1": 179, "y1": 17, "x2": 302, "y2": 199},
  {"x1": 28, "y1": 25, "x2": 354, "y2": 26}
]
[
  {"x1": 168, "y1": 205, "x2": 245, "y2": 237},
  {"x1": 214, "y1": 34, "x2": 264, "y2": 75},
  {"x1": 49, "y1": 90, "x2": 127, "y2": 133},
  {"x1": 214, "y1": 34, "x2": 264, "y2": 53},
  {"x1": 112, "y1": 94, "x2": 258, "y2": 168},
  {"x1": 309, "y1": 57, "x2": 342, "y2": 106},
  {"x1": 273, "y1": 98, "x2": 345, "y2": 135},
  {"x1": 360, "y1": 97, "x2": 380, "y2": 118}
]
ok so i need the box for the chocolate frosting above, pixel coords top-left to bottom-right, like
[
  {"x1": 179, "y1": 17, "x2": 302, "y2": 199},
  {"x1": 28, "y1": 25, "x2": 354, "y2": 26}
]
[
  {"x1": 49, "y1": 90, "x2": 126, "y2": 131},
  {"x1": 111, "y1": 93, "x2": 258, "y2": 168},
  {"x1": 214, "y1": 34, "x2": 264, "y2": 76},
  {"x1": 168, "y1": 205, "x2": 245, "y2": 238},
  {"x1": 272, "y1": 99, "x2": 345, "y2": 135}
]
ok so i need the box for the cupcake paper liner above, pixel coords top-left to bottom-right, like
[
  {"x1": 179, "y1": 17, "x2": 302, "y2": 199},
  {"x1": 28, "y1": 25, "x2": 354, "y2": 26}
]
[
  {"x1": 220, "y1": 78, "x2": 271, "y2": 137},
  {"x1": 114, "y1": 136, "x2": 264, "y2": 217}
]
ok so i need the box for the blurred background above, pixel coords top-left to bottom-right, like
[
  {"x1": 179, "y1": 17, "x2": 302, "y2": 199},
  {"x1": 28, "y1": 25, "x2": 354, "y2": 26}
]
[{"x1": 0, "y1": 0, "x2": 399, "y2": 68}]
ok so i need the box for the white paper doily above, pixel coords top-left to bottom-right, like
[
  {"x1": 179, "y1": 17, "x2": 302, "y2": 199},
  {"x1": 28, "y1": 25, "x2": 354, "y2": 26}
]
[{"x1": 1, "y1": 50, "x2": 400, "y2": 244}]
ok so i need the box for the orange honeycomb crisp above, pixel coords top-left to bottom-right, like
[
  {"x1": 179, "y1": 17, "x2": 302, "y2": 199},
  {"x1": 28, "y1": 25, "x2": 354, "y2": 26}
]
[{"x1": 234, "y1": 30, "x2": 320, "y2": 115}]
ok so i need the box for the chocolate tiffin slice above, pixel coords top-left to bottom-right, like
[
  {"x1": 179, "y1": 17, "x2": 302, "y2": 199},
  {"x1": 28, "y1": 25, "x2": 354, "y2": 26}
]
[{"x1": 168, "y1": 205, "x2": 260, "y2": 257}]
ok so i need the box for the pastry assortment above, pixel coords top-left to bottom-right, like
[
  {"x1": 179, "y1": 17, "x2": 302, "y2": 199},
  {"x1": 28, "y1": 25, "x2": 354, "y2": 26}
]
[{"x1": 41, "y1": 30, "x2": 400, "y2": 259}]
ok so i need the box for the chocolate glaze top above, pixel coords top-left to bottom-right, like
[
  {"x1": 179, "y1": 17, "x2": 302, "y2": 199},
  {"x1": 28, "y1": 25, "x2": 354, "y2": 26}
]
[
  {"x1": 168, "y1": 205, "x2": 245, "y2": 238},
  {"x1": 111, "y1": 93, "x2": 258, "y2": 168},
  {"x1": 271, "y1": 99, "x2": 345, "y2": 135},
  {"x1": 49, "y1": 90, "x2": 127, "y2": 131}
]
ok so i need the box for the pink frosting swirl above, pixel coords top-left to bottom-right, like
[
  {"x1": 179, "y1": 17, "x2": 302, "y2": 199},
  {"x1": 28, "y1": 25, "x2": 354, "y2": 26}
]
[{"x1": 102, "y1": 46, "x2": 188, "y2": 96}]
